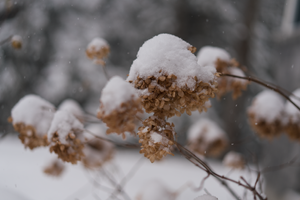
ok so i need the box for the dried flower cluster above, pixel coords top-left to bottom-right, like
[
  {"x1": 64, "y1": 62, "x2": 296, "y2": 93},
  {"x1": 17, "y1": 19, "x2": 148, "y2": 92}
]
[
  {"x1": 97, "y1": 76, "x2": 143, "y2": 138},
  {"x1": 11, "y1": 35, "x2": 22, "y2": 49},
  {"x1": 86, "y1": 37, "x2": 110, "y2": 65},
  {"x1": 223, "y1": 151, "x2": 245, "y2": 169},
  {"x1": 197, "y1": 46, "x2": 248, "y2": 99},
  {"x1": 48, "y1": 111, "x2": 85, "y2": 164},
  {"x1": 10, "y1": 95, "x2": 55, "y2": 149},
  {"x1": 284, "y1": 88, "x2": 300, "y2": 141},
  {"x1": 187, "y1": 118, "x2": 228, "y2": 157},
  {"x1": 248, "y1": 90, "x2": 284, "y2": 139},
  {"x1": 43, "y1": 159, "x2": 65, "y2": 177},
  {"x1": 138, "y1": 116, "x2": 175, "y2": 163}
]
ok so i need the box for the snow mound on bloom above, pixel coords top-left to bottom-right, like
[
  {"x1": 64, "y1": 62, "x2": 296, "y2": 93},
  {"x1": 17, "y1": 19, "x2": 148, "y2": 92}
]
[
  {"x1": 127, "y1": 33, "x2": 216, "y2": 89},
  {"x1": 197, "y1": 46, "x2": 230, "y2": 67},
  {"x1": 58, "y1": 99, "x2": 84, "y2": 121},
  {"x1": 86, "y1": 37, "x2": 109, "y2": 52},
  {"x1": 194, "y1": 194, "x2": 218, "y2": 200},
  {"x1": 11, "y1": 94, "x2": 55, "y2": 136},
  {"x1": 100, "y1": 76, "x2": 139, "y2": 115},
  {"x1": 285, "y1": 88, "x2": 300, "y2": 123},
  {"x1": 223, "y1": 151, "x2": 245, "y2": 169},
  {"x1": 248, "y1": 90, "x2": 284, "y2": 123}
]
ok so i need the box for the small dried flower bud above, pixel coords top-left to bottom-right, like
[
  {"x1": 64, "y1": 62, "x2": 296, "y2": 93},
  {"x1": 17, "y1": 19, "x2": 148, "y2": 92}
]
[
  {"x1": 248, "y1": 90, "x2": 284, "y2": 139},
  {"x1": 138, "y1": 116, "x2": 175, "y2": 163},
  {"x1": 86, "y1": 37, "x2": 110, "y2": 65},
  {"x1": 11, "y1": 35, "x2": 22, "y2": 49},
  {"x1": 223, "y1": 151, "x2": 245, "y2": 169},
  {"x1": 97, "y1": 76, "x2": 143, "y2": 137},
  {"x1": 10, "y1": 95, "x2": 55, "y2": 149},
  {"x1": 48, "y1": 111, "x2": 84, "y2": 164},
  {"x1": 187, "y1": 118, "x2": 228, "y2": 157},
  {"x1": 43, "y1": 159, "x2": 65, "y2": 177}
]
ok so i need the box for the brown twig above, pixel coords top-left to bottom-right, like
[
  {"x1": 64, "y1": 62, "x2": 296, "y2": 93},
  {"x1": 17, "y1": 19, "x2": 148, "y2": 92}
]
[{"x1": 220, "y1": 73, "x2": 300, "y2": 112}]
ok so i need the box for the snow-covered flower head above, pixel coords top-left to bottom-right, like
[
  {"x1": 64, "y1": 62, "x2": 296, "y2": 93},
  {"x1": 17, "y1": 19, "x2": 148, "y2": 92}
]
[
  {"x1": 187, "y1": 118, "x2": 228, "y2": 157},
  {"x1": 248, "y1": 90, "x2": 284, "y2": 139},
  {"x1": 284, "y1": 88, "x2": 300, "y2": 141},
  {"x1": 97, "y1": 76, "x2": 143, "y2": 138},
  {"x1": 48, "y1": 110, "x2": 84, "y2": 164},
  {"x1": 127, "y1": 34, "x2": 218, "y2": 118},
  {"x1": 136, "y1": 180, "x2": 176, "y2": 200},
  {"x1": 82, "y1": 124, "x2": 114, "y2": 169},
  {"x1": 138, "y1": 116, "x2": 175, "y2": 163},
  {"x1": 11, "y1": 94, "x2": 55, "y2": 149},
  {"x1": 194, "y1": 194, "x2": 218, "y2": 200},
  {"x1": 11, "y1": 35, "x2": 22, "y2": 49},
  {"x1": 58, "y1": 99, "x2": 84, "y2": 122},
  {"x1": 86, "y1": 37, "x2": 110, "y2": 65},
  {"x1": 197, "y1": 46, "x2": 248, "y2": 99},
  {"x1": 222, "y1": 151, "x2": 245, "y2": 169}
]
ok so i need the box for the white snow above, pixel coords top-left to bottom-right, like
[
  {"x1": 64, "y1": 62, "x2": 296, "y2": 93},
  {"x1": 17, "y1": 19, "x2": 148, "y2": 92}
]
[
  {"x1": 194, "y1": 194, "x2": 218, "y2": 200},
  {"x1": 136, "y1": 180, "x2": 175, "y2": 200},
  {"x1": 248, "y1": 90, "x2": 284, "y2": 123},
  {"x1": 100, "y1": 76, "x2": 138, "y2": 114},
  {"x1": 150, "y1": 132, "x2": 163, "y2": 143},
  {"x1": 227, "y1": 67, "x2": 247, "y2": 83},
  {"x1": 127, "y1": 34, "x2": 216, "y2": 89},
  {"x1": 47, "y1": 110, "x2": 84, "y2": 144},
  {"x1": 11, "y1": 94, "x2": 55, "y2": 136},
  {"x1": 222, "y1": 151, "x2": 244, "y2": 168},
  {"x1": 11, "y1": 35, "x2": 22, "y2": 43},
  {"x1": 187, "y1": 118, "x2": 227, "y2": 143},
  {"x1": 86, "y1": 37, "x2": 109, "y2": 52},
  {"x1": 284, "y1": 88, "x2": 300, "y2": 124},
  {"x1": 58, "y1": 99, "x2": 84, "y2": 121},
  {"x1": 197, "y1": 46, "x2": 231, "y2": 67}
]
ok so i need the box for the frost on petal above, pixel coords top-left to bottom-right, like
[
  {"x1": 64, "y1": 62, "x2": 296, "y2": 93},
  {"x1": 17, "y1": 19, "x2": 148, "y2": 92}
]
[
  {"x1": 187, "y1": 118, "x2": 228, "y2": 157},
  {"x1": 48, "y1": 110, "x2": 84, "y2": 164},
  {"x1": 86, "y1": 37, "x2": 110, "y2": 65},
  {"x1": 138, "y1": 116, "x2": 175, "y2": 163},
  {"x1": 11, "y1": 94, "x2": 55, "y2": 149},
  {"x1": 222, "y1": 151, "x2": 245, "y2": 169},
  {"x1": 127, "y1": 34, "x2": 218, "y2": 118},
  {"x1": 136, "y1": 180, "x2": 176, "y2": 200},
  {"x1": 248, "y1": 90, "x2": 284, "y2": 139},
  {"x1": 194, "y1": 194, "x2": 218, "y2": 200},
  {"x1": 97, "y1": 76, "x2": 143, "y2": 137},
  {"x1": 58, "y1": 99, "x2": 84, "y2": 122},
  {"x1": 82, "y1": 124, "x2": 114, "y2": 169},
  {"x1": 284, "y1": 88, "x2": 300, "y2": 141}
]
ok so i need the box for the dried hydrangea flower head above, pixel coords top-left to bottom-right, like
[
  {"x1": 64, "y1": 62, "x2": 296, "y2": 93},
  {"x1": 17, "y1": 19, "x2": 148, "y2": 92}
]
[
  {"x1": 97, "y1": 76, "x2": 143, "y2": 138},
  {"x1": 194, "y1": 194, "x2": 218, "y2": 200},
  {"x1": 11, "y1": 35, "x2": 22, "y2": 49},
  {"x1": 197, "y1": 46, "x2": 248, "y2": 99},
  {"x1": 58, "y1": 99, "x2": 84, "y2": 122},
  {"x1": 82, "y1": 124, "x2": 115, "y2": 169},
  {"x1": 127, "y1": 34, "x2": 218, "y2": 118},
  {"x1": 43, "y1": 159, "x2": 65, "y2": 177},
  {"x1": 11, "y1": 94, "x2": 55, "y2": 149},
  {"x1": 222, "y1": 151, "x2": 245, "y2": 169},
  {"x1": 48, "y1": 110, "x2": 84, "y2": 164},
  {"x1": 135, "y1": 180, "x2": 176, "y2": 200},
  {"x1": 248, "y1": 90, "x2": 284, "y2": 139},
  {"x1": 187, "y1": 118, "x2": 228, "y2": 157},
  {"x1": 284, "y1": 88, "x2": 300, "y2": 141},
  {"x1": 86, "y1": 37, "x2": 110, "y2": 65},
  {"x1": 138, "y1": 116, "x2": 175, "y2": 163}
]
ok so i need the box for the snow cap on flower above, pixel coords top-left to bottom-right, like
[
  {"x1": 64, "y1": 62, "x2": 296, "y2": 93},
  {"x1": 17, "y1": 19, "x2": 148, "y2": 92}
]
[
  {"x1": 136, "y1": 180, "x2": 176, "y2": 200},
  {"x1": 127, "y1": 34, "x2": 218, "y2": 118},
  {"x1": 248, "y1": 90, "x2": 284, "y2": 139},
  {"x1": 86, "y1": 37, "x2": 110, "y2": 65},
  {"x1": 187, "y1": 118, "x2": 228, "y2": 157},
  {"x1": 58, "y1": 99, "x2": 84, "y2": 122},
  {"x1": 97, "y1": 76, "x2": 143, "y2": 137},
  {"x1": 194, "y1": 194, "x2": 218, "y2": 200},
  {"x1": 48, "y1": 110, "x2": 84, "y2": 164},
  {"x1": 11, "y1": 35, "x2": 22, "y2": 49},
  {"x1": 82, "y1": 124, "x2": 114, "y2": 169},
  {"x1": 197, "y1": 46, "x2": 231, "y2": 68},
  {"x1": 11, "y1": 94, "x2": 55, "y2": 149},
  {"x1": 284, "y1": 88, "x2": 300, "y2": 141},
  {"x1": 223, "y1": 151, "x2": 245, "y2": 169}
]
